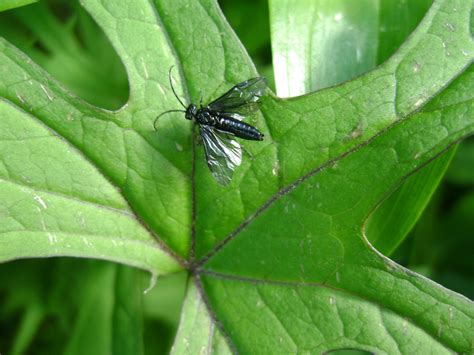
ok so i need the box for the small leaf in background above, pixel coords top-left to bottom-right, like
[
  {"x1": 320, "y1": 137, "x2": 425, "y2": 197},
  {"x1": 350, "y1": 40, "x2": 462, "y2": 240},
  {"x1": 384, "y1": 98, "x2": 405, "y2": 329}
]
[
  {"x1": 445, "y1": 137, "x2": 474, "y2": 185},
  {"x1": 170, "y1": 278, "x2": 232, "y2": 354},
  {"x1": 0, "y1": 0, "x2": 37, "y2": 12},
  {"x1": 143, "y1": 272, "x2": 187, "y2": 354},
  {"x1": 0, "y1": 1, "x2": 128, "y2": 109}
]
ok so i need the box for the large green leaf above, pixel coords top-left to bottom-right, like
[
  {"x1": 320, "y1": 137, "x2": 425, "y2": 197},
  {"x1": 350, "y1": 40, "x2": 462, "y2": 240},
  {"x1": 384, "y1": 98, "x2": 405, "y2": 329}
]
[
  {"x1": 0, "y1": 0, "x2": 473, "y2": 353},
  {"x1": 202, "y1": 64, "x2": 474, "y2": 352},
  {"x1": 269, "y1": 0, "x2": 459, "y2": 257}
]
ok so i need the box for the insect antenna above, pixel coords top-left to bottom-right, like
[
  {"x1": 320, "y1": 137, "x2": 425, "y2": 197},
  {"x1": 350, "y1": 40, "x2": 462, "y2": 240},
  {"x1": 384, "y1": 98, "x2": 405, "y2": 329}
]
[
  {"x1": 168, "y1": 65, "x2": 187, "y2": 109},
  {"x1": 154, "y1": 66, "x2": 188, "y2": 130},
  {"x1": 153, "y1": 109, "x2": 185, "y2": 130}
]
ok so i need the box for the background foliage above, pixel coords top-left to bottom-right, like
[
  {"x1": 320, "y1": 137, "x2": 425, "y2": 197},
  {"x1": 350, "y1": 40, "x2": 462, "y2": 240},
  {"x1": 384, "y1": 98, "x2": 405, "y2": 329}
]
[{"x1": 0, "y1": 0, "x2": 472, "y2": 353}]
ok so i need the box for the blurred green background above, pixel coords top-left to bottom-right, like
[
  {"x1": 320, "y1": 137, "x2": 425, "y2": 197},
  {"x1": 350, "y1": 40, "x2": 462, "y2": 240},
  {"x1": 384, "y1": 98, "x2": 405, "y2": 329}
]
[{"x1": 0, "y1": 0, "x2": 472, "y2": 354}]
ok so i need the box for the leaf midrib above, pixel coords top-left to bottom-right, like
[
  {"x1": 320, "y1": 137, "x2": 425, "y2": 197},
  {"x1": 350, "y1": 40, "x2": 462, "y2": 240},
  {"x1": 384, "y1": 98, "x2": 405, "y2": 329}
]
[{"x1": 194, "y1": 55, "x2": 473, "y2": 269}]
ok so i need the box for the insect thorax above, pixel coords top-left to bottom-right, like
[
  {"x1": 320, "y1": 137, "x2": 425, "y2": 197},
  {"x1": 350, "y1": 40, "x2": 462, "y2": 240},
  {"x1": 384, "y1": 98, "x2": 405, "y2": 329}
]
[{"x1": 195, "y1": 108, "x2": 217, "y2": 125}]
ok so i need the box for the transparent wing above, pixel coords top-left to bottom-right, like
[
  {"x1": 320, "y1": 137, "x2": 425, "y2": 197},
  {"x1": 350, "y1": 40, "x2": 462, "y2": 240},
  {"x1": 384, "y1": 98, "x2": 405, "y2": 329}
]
[
  {"x1": 200, "y1": 125, "x2": 242, "y2": 185},
  {"x1": 208, "y1": 77, "x2": 267, "y2": 115}
]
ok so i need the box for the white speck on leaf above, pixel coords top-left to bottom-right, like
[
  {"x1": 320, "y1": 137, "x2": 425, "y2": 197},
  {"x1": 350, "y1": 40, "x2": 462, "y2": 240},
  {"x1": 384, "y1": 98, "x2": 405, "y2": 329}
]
[
  {"x1": 16, "y1": 91, "x2": 25, "y2": 104},
  {"x1": 40, "y1": 84, "x2": 54, "y2": 101},
  {"x1": 34, "y1": 195, "x2": 47, "y2": 209},
  {"x1": 414, "y1": 98, "x2": 424, "y2": 108},
  {"x1": 412, "y1": 60, "x2": 421, "y2": 73},
  {"x1": 335, "y1": 272, "x2": 340, "y2": 283},
  {"x1": 402, "y1": 318, "x2": 408, "y2": 334},
  {"x1": 444, "y1": 22, "x2": 455, "y2": 31},
  {"x1": 350, "y1": 121, "x2": 364, "y2": 139},
  {"x1": 272, "y1": 161, "x2": 280, "y2": 176},
  {"x1": 175, "y1": 142, "x2": 183, "y2": 152},
  {"x1": 329, "y1": 297, "x2": 335, "y2": 305},
  {"x1": 157, "y1": 83, "x2": 166, "y2": 97},
  {"x1": 47, "y1": 233, "x2": 57, "y2": 244},
  {"x1": 142, "y1": 60, "x2": 149, "y2": 79}
]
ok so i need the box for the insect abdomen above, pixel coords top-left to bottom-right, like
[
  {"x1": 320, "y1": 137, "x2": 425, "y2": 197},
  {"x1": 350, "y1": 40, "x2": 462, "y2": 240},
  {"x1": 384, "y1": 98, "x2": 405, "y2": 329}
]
[{"x1": 216, "y1": 117, "x2": 264, "y2": 141}]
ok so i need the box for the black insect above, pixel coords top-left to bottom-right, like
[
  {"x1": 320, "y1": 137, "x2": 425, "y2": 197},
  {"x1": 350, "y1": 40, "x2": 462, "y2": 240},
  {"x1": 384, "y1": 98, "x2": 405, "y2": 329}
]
[{"x1": 155, "y1": 67, "x2": 267, "y2": 185}]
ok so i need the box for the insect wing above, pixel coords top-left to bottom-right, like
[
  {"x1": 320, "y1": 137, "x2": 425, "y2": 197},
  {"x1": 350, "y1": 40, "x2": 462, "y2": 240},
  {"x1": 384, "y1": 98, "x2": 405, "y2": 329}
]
[
  {"x1": 200, "y1": 125, "x2": 242, "y2": 185},
  {"x1": 208, "y1": 77, "x2": 267, "y2": 115}
]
